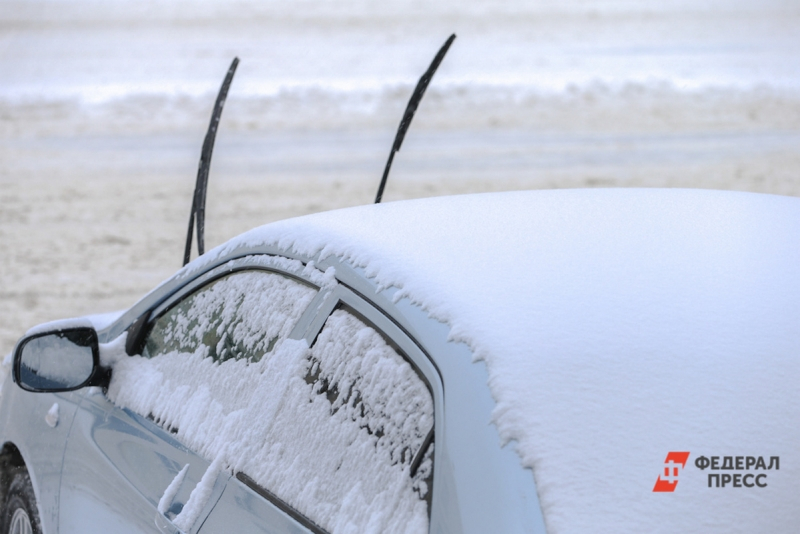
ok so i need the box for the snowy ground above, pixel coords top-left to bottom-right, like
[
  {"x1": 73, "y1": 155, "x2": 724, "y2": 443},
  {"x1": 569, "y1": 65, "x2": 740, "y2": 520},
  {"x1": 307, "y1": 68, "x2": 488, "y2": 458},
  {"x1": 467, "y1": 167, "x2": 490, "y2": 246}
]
[{"x1": 2, "y1": 0, "x2": 800, "y2": 355}]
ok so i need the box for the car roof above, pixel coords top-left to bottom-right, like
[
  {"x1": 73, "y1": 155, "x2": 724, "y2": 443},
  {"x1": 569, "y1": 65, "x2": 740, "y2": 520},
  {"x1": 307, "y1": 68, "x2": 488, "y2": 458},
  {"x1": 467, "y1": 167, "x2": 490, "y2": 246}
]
[{"x1": 112, "y1": 188, "x2": 800, "y2": 532}]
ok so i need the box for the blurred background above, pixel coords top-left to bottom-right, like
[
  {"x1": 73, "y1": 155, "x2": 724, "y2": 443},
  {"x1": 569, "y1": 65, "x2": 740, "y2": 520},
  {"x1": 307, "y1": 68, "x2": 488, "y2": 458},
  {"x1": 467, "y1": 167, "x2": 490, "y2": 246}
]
[{"x1": 2, "y1": 0, "x2": 799, "y2": 354}]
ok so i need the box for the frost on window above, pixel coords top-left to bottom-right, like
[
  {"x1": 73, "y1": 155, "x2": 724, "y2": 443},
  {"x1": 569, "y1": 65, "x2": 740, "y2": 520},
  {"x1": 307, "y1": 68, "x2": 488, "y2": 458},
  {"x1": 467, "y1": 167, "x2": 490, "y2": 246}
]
[
  {"x1": 144, "y1": 270, "x2": 314, "y2": 363},
  {"x1": 108, "y1": 279, "x2": 434, "y2": 533},
  {"x1": 304, "y1": 309, "x2": 435, "y2": 502},
  {"x1": 238, "y1": 308, "x2": 435, "y2": 533}
]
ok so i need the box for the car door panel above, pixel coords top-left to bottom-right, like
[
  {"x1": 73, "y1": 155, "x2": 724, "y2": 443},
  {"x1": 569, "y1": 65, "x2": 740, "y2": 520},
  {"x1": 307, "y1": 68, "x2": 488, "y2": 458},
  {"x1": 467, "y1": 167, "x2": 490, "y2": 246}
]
[{"x1": 59, "y1": 388, "x2": 221, "y2": 533}]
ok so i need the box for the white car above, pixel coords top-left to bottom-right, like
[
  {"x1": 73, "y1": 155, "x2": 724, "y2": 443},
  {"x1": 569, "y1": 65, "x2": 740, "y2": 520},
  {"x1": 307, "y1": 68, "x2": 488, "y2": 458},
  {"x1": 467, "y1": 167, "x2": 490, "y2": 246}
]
[{"x1": 2, "y1": 188, "x2": 799, "y2": 533}]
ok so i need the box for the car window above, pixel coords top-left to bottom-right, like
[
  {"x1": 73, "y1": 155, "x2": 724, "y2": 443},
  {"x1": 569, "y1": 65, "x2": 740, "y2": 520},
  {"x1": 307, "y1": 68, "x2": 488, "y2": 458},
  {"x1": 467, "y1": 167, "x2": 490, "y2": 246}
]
[
  {"x1": 109, "y1": 272, "x2": 433, "y2": 533},
  {"x1": 307, "y1": 308, "x2": 434, "y2": 500},
  {"x1": 143, "y1": 270, "x2": 314, "y2": 363},
  {"x1": 239, "y1": 307, "x2": 435, "y2": 533}
]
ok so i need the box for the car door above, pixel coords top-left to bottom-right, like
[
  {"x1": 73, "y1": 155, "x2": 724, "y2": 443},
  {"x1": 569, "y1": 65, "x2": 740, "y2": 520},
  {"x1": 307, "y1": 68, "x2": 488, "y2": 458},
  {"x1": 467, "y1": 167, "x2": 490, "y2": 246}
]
[
  {"x1": 198, "y1": 281, "x2": 441, "y2": 534},
  {"x1": 59, "y1": 262, "x2": 321, "y2": 533},
  {"x1": 59, "y1": 388, "x2": 226, "y2": 533}
]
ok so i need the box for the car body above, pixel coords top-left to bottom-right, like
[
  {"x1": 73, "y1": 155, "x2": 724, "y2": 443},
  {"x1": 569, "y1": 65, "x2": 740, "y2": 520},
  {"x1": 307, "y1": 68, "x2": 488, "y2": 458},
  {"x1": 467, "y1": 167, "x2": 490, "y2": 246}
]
[{"x1": 2, "y1": 188, "x2": 800, "y2": 534}]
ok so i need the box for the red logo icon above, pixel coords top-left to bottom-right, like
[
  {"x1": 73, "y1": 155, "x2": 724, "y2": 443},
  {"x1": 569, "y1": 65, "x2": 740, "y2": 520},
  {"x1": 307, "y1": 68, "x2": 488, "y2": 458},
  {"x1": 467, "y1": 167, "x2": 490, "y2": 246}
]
[{"x1": 653, "y1": 452, "x2": 690, "y2": 492}]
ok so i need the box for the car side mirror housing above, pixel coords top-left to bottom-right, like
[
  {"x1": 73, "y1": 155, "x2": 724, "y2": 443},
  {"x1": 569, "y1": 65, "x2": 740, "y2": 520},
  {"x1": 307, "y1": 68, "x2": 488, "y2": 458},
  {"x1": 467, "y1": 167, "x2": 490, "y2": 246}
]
[{"x1": 13, "y1": 327, "x2": 109, "y2": 392}]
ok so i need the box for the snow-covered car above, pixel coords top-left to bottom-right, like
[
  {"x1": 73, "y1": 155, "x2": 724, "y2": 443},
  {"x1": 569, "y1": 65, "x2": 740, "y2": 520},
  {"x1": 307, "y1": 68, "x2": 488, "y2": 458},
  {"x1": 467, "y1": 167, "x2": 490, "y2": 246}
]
[{"x1": 2, "y1": 188, "x2": 799, "y2": 534}]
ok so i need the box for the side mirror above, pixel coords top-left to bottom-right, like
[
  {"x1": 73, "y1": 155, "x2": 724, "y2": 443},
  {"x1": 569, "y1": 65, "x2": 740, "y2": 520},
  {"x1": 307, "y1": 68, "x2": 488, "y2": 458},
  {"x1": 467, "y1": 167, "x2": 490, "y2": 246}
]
[{"x1": 13, "y1": 327, "x2": 107, "y2": 392}]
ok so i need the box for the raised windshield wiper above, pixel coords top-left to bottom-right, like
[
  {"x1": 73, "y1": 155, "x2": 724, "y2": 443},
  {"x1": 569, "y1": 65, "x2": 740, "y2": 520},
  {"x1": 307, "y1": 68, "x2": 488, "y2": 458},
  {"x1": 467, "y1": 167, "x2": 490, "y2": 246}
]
[
  {"x1": 374, "y1": 34, "x2": 456, "y2": 204},
  {"x1": 183, "y1": 57, "x2": 239, "y2": 266}
]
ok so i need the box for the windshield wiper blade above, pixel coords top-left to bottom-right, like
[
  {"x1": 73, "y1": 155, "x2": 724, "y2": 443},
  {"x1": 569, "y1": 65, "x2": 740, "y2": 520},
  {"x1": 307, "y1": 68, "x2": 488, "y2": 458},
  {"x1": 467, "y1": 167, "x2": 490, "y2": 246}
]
[
  {"x1": 374, "y1": 34, "x2": 456, "y2": 204},
  {"x1": 183, "y1": 57, "x2": 239, "y2": 266}
]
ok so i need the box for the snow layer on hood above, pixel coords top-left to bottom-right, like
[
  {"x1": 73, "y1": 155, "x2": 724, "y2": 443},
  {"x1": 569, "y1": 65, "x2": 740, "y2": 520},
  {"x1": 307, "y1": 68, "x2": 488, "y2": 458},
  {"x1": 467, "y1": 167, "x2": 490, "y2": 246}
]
[
  {"x1": 107, "y1": 270, "x2": 432, "y2": 533},
  {"x1": 202, "y1": 188, "x2": 800, "y2": 533}
]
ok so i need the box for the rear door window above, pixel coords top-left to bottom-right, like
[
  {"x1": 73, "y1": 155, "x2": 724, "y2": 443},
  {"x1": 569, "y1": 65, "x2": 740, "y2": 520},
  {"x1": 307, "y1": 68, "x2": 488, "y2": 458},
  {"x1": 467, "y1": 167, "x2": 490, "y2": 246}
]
[{"x1": 237, "y1": 307, "x2": 435, "y2": 533}]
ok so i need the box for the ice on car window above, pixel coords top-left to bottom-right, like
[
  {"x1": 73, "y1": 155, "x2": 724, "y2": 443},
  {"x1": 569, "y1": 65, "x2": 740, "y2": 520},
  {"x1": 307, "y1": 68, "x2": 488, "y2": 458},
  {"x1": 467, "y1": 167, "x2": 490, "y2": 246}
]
[
  {"x1": 304, "y1": 308, "x2": 434, "y2": 500},
  {"x1": 108, "y1": 276, "x2": 433, "y2": 533},
  {"x1": 143, "y1": 270, "x2": 314, "y2": 363},
  {"x1": 235, "y1": 308, "x2": 435, "y2": 533}
]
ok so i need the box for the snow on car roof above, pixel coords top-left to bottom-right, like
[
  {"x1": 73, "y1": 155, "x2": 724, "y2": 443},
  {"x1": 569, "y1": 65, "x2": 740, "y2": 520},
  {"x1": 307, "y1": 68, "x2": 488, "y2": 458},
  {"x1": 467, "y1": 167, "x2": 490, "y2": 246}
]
[{"x1": 206, "y1": 188, "x2": 800, "y2": 533}]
